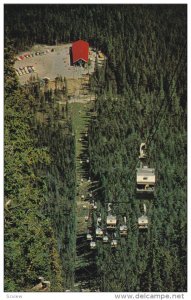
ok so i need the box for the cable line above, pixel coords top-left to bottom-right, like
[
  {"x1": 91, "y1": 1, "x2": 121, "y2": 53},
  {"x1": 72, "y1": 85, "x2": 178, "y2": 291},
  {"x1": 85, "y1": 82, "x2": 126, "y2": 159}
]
[{"x1": 146, "y1": 42, "x2": 186, "y2": 146}]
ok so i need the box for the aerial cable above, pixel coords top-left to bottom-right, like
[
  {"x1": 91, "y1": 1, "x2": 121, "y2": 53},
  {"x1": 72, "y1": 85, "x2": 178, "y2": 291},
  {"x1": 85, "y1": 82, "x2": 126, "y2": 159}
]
[
  {"x1": 84, "y1": 42, "x2": 186, "y2": 292},
  {"x1": 126, "y1": 42, "x2": 187, "y2": 182},
  {"x1": 146, "y1": 57, "x2": 186, "y2": 146},
  {"x1": 146, "y1": 42, "x2": 187, "y2": 146}
]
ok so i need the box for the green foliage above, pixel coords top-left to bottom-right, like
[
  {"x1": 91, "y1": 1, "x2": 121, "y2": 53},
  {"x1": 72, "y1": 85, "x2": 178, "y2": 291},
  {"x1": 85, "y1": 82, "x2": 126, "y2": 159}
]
[
  {"x1": 86, "y1": 6, "x2": 186, "y2": 292},
  {"x1": 4, "y1": 4, "x2": 186, "y2": 292},
  {"x1": 4, "y1": 41, "x2": 75, "y2": 292}
]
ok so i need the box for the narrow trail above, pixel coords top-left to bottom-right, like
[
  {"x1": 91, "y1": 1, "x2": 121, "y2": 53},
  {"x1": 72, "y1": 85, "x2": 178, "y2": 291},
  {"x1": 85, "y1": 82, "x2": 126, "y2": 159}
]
[{"x1": 69, "y1": 96, "x2": 97, "y2": 291}]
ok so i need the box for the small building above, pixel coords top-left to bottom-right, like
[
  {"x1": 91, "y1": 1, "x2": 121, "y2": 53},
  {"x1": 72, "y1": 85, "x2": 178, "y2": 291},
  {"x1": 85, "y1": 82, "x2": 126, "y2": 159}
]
[{"x1": 72, "y1": 40, "x2": 89, "y2": 66}]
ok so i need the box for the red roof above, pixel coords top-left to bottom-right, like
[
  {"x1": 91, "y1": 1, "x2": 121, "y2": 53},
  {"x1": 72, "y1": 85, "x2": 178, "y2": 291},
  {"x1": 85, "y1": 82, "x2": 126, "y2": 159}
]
[{"x1": 72, "y1": 40, "x2": 89, "y2": 63}]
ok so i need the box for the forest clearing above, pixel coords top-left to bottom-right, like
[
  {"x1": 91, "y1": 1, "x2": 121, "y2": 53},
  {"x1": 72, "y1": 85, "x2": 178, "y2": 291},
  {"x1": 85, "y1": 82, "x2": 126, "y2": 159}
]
[
  {"x1": 70, "y1": 102, "x2": 98, "y2": 290},
  {"x1": 4, "y1": 4, "x2": 187, "y2": 295},
  {"x1": 14, "y1": 43, "x2": 97, "y2": 83}
]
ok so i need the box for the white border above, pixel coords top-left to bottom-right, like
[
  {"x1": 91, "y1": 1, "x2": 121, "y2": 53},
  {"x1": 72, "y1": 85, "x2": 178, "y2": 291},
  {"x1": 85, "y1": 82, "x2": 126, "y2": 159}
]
[
  {"x1": 1, "y1": 0, "x2": 189, "y2": 3},
  {"x1": 0, "y1": 0, "x2": 4, "y2": 297},
  {"x1": 1, "y1": 1, "x2": 189, "y2": 300}
]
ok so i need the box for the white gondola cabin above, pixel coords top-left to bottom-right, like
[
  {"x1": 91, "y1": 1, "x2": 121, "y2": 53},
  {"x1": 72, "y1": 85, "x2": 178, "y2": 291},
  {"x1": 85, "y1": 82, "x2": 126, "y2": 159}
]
[
  {"x1": 136, "y1": 166, "x2": 155, "y2": 193},
  {"x1": 106, "y1": 215, "x2": 117, "y2": 229},
  {"x1": 103, "y1": 235, "x2": 109, "y2": 243},
  {"x1": 96, "y1": 227, "x2": 103, "y2": 238},
  {"x1": 90, "y1": 241, "x2": 96, "y2": 249},
  {"x1": 120, "y1": 225, "x2": 128, "y2": 237},
  {"x1": 120, "y1": 216, "x2": 127, "y2": 236},
  {"x1": 111, "y1": 239, "x2": 118, "y2": 248},
  {"x1": 86, "y1": 233, "x2": 92, "y2": 241},
  {"x1": 138, "y1": 215, "x2": 149, "y2": 230}
]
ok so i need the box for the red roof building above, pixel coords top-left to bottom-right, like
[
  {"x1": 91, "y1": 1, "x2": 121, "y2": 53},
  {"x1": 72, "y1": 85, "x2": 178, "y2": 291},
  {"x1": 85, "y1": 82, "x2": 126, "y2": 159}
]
[{"x1": 72, "y1": 40, "x2": 89, "y2": 64}]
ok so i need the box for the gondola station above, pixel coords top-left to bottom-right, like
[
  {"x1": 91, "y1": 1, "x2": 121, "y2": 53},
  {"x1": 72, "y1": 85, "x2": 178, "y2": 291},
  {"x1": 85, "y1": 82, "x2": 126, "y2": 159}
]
[{"x1": 71, "y1": 40, "x2": 89, "y2": 66}]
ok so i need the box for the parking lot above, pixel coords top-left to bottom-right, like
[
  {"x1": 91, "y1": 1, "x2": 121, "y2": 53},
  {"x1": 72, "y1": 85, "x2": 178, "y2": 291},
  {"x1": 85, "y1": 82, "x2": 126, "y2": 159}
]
[{"x1": 14, "y1": 43, "x2": 97, "y2": 84}]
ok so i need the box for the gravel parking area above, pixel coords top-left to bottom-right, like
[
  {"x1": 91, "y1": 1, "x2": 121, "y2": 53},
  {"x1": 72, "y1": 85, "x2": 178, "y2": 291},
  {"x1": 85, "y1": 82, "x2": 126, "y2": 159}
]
[{"x1": 14, "y1": 43, "x2": 97, "y2": 84}]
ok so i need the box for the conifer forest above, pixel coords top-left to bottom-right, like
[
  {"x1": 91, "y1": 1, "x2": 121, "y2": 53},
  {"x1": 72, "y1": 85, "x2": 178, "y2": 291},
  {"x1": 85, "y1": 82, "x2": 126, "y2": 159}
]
[{"x1": 4, "y1": 4, "x2": 187, "y2": 293}]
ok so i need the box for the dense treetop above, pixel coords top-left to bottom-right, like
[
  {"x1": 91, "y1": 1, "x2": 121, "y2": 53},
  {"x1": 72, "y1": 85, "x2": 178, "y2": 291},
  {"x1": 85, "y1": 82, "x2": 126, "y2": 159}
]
[{"x1": 4, "y1": 4, "x2": 187, "y2": 292}]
